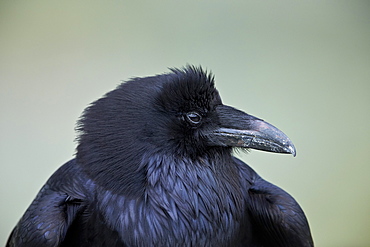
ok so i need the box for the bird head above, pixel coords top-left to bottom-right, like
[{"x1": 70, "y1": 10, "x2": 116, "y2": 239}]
[
  {"x1": 76, "y1": 66, "x2": 295, "y2": 194},
  {"x1": 152, "y1": 66, "x2": 296, "y2": 158}
]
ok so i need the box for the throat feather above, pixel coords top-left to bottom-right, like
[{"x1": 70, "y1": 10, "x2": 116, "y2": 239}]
[{"x1": 145, "y1": 154, "x2": 244, "y2": 231}]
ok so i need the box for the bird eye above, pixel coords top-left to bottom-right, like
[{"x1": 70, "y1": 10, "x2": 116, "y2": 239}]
[{"x1": 186, "y1": 112, "x2": 202, "y2": 125}]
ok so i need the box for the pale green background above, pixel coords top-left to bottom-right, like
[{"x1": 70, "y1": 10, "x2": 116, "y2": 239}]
[{"x1": 1, "y1": 1, "x2": 369, "y2": 246}]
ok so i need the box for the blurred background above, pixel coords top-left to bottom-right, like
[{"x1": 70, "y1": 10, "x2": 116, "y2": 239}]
[{"x1": 1, "y1": 1, "x2": 369, "y2": 246}]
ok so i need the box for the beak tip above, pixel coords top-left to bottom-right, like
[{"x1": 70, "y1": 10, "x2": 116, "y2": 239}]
[
  {"x1": 291, "y1": 148, "x2": 297, "y2": 157},
  {"x1": 287, "y1": 143, "x2": 297, "y2": 157}
]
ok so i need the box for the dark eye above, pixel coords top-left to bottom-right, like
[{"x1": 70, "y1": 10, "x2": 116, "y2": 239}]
[{"x1": 186, "y1": 112, "x2": 202, "y2": 125}]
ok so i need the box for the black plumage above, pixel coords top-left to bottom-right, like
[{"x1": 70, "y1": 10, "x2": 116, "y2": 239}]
[{"x1": 7, "y1": 66, "x2": 313, "y2": 246}]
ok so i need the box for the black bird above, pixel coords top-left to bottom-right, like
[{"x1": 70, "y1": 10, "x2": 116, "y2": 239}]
[{"x1": 7, "y1": 66, "x2": 313, "y2": 247}]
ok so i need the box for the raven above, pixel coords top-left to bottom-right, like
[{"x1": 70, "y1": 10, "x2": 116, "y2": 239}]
[{"x1": 7, "y1": 66, "x2": 313, "y2": 246}]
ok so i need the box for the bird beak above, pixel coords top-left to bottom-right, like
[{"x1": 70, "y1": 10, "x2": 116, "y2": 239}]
[{"x1": 206, "y1": 105, "x2": 296, "y2": 156}]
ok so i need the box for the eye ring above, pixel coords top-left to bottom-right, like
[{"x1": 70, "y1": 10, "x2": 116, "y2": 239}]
[{"x1": 186, "y1": 112, "x2": 202, "y2": 125}]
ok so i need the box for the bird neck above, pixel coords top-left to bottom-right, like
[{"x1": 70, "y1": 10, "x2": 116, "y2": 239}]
[
  {"x1": 140, "y1": 150, "x2": 245, "y2": 243},
  {"x1": 144, "y1": 149, "x2": 244, "y2": 207},
  {"x1": 145, "y1": 148, "x2": 238, "y2": 187}
]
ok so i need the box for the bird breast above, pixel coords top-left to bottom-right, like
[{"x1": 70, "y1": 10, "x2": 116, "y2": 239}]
[{"x1": 97, "y1": 154, "x2": 246, "y2": 246}]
